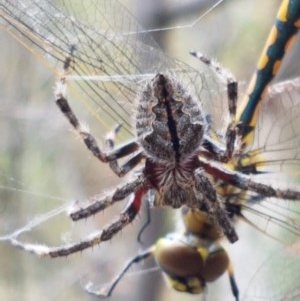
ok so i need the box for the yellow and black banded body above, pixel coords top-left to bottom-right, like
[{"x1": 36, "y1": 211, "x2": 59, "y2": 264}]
[
  {"x1": 216, "y1": 0, "x2": 300, "y2": 199},
  {"x1": 237, "y1": 0, "x2": 300, "y2": 146}
]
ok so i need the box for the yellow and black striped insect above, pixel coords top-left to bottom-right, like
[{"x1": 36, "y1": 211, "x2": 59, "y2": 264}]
[{"x1": 0, "y1": 0, "x2": 300, "y2": 301}]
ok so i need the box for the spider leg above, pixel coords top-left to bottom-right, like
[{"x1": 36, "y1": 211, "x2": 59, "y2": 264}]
[
  {"x1": 190, "y1": 51, "x2": 238, "y2": 162},
  {"x1": 12, "y1": 185, "x2": 148, "y2": 258},
  {"x1": 200, "y1": 158, "x2": 300, "y2": 200},
  {"x1": 85, "y1": 247, "x2": 154, "y2": 297},
  {"x1": 105, "y1": 123, "x2": 123, "y2": 150},
  {"x1": 104, "y1": 124, "x2": 144, "y2": 177},
  {"x1": 69, "y1": 175, "x2": 147, "y2": 221},
  {"x1": 194, "y1": 171, "x2": 238, "y2": 243},
  {"x1": 200, "y1": 135, "x2": 227, "y2": 161},
  {"x1": 55, "y1": 54, "x2": 141, "y2": 177},
  {"x1": 106, "y1": 125, "x2": 151, "y2": 244}
]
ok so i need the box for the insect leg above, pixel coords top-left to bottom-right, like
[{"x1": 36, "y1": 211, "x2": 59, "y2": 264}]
[{"x1": 85, "y1": 247, "x2": 154, "y2": 297}]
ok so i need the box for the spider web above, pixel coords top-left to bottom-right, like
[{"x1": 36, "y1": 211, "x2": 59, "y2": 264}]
[{"x1": 1, "y1": 1, "x2": 300, "y2": 301}]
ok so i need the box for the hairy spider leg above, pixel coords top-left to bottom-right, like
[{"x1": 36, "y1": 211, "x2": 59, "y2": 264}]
[
  {"x1": 190, "y1": 51, "x2": 239, "y2": 161},
  {"x1": 12, "y1": 183, "x2": 147, "y2": 257},
  {"x1": 104, "y1": 124, "x2": 145, "y2": 177},
  {"x1": 199, "y1": 158, "x2": 300, "y2": 201},
  {"x1": 193, "y1": 171, "x2": 238, "y2": 242},
  {"x1": 105, "y1": 124, "x2": 152, "y2": 244},
  {"x1": 69, "y1": 176, "x2": 146, "y2": 221},
  {"x1": 55, "y1": 53, "x2": 143, "y2": 178}
]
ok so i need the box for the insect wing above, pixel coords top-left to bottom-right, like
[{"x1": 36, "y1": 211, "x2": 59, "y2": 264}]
[
  {"x1": 0, "y1": 0, "x2": 230, "y2": 139},
  {"x1": 243, "y1": 242, "x2": 300, "y2": 301},
  {"x1": 237, "y1": 77, "x2": 300, "y2": 243}
]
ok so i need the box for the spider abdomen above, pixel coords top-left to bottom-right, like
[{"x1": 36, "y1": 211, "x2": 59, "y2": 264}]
[{"x1": 136, "y1": 73, "x2": 205, "y2": 162}]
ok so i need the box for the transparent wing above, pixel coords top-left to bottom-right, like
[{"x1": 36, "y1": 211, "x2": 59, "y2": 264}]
[
  {"x1": 237, "y1": 77, "x2": 300, "y2": 244},
  {"x1": 0, "y1": 0, "x2": 230, "y2": 139},
  {"x1": 247, "y1": 77, "x2": 300, "y2": 178},
  {"x1": 243, "y1": 242, "x2": 300, "y2": 301}
]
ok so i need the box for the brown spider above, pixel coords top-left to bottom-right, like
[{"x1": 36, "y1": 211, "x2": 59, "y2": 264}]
[
  {"x1": 11, "y1": 49, "x2": 300, "y2": 259},
  {"x1": 53, "y1": 54, "x2": 239, "y2": 256}
]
